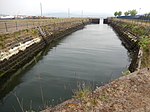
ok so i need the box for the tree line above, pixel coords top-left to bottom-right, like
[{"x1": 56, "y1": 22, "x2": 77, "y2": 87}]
[
  {"x1": 114, "y1": 10, "x2": 150, "y2": 20},
  {"x1": 114, "y1": 9, "x2": 138, "y2": 17}
]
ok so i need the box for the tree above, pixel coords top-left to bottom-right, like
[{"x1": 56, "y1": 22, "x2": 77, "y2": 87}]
[
  {"x1": 114, "y1": 11, "x2": 122, "y2": 17},
  {"x1": 114, "y1": 11, "x2": 118, "y2": 17},
  {"x1": 148, "y1": 12, "x2": 150, "y2": 18},
  {"x1": 118, "y1": 11, "x2": 122, "y2": 17},
  {"x1": 129, "y1": 9, "x2": 138, "y2": 16},
  {"x1": 124, "y1": 11, "x2": 130, "y2": 16},
  {"x1": 144, "y1": 12, "x2": 150, "y2": 20},
  {"x1": 144, "y1": 13, "x2": 148, "y2": 19}
]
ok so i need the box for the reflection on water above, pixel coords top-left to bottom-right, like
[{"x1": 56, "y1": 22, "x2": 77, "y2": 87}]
[{"x1": 0, "y1": 23, "x2": 130, "y2": 111}]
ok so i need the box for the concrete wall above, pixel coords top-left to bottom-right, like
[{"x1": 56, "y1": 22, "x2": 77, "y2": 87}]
[{"x1": 90, "y1": 18, "x2": 100, "y2": 24}]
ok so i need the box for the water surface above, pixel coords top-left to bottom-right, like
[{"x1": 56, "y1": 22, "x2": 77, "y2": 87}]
[{"x1": 0, "y1": 23, "x2": 130, "y2": 111}]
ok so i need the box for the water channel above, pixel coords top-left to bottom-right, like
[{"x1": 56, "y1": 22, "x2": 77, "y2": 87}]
[{"x1": 0, "y1": 21, "x2": 130, "y2": 111}]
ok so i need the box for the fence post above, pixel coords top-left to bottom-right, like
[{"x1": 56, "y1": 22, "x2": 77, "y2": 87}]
[
  {"x1": 33, "y1": 21, "x2": 34, "y2": 27},
  {"x1": 53, "y1": 23, "x2": 55, "y2": 32},
  {"x1": 16, "y1": 21, "x2": 18, "y2": 30},
  {"x1": 5, "y1": 22, "x2": 8, "y2": 32},
  {"x1": 38, "y1": 21, "x2": 40, "y2": 26},
  {"x1": 27, "y1": 22, "x2": 28, "y2": 28}
]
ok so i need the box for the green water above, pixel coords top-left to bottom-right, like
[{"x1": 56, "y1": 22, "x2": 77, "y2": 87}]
[{"x1": 0, "y1": 23, "x2": 130, "y2": 112}]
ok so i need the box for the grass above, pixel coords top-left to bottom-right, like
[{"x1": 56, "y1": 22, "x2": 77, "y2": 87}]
[
  {"x1": 141, "y1": 50, "x2": 150, "y2": 68},
  {"x1": 13, "y1": 74, "x2": 45, "y2": 112},
  {"x1": 139, "y1": 36, "x2": 150, "y2": 68},
  {"x1": 13, "y1": 82, "x2": 95, "y2": 112},
  {"x1": 122, "y1": 70, "x2": 131, "y2": 76},
  {"x1": 71, "y1": 82, "x2": 110, "y2": 111},
  {"x1": 14, "y1": 93, "x2": 25, "y2": 112},
  {"x1": 99, "y1": 94, "x2": 109, "y2": 102},
  {"x1": 139, "y1": 36, "x2": 150, "y2": 52},
  {"x1": 73, "y1": 83, "x2": 92, "y2": 100},
  {"x1": 114, "y1": 18, "x2": 149, "y2": 34}
]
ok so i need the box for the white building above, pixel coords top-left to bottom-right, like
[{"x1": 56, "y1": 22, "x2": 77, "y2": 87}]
[{"x1": 0, "y1": 15, "x2": 15, "y2": 19}]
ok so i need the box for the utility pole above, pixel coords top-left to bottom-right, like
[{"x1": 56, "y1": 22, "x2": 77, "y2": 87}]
[
  {"x1": 81, "y1": 10, "x2": 83, "y2": 18},
  {"x1": 68, "y1": 8, "x2": 70, "y2": 18},
  {"x1": 139, "y1": 8, "x2": 141, "y2": 15},
  {"x1": 40, "y1": 3, "x2": 43, "y2": 17}
]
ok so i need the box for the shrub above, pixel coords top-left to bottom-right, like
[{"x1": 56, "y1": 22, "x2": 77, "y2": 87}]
[{"x1": 139, "y1": 36, "x2": 150, "y2": 52}]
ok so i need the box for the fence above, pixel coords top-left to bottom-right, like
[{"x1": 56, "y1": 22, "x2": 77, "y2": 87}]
[
  {"x1": 0, "y1": 20, "x2": 45, "y2": 34},
  {"x1": 114, "y1": 18, "x2": 150, "y2": 27},
  {"x1": 0, "y1": 18, "x2": 88, "y2": 34}
]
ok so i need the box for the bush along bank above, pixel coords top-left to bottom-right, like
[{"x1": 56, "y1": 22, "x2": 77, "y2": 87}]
[
  {"x1": 108, "y1": 18, "x2": 150, "y2": 72},
  {"x1": 0, "y1": 18, "x2": 90, "y2": 87}
]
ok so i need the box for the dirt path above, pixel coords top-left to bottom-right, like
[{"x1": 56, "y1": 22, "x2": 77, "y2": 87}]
[{"x1": 43, "y1": 68, "x2": 150, "y2": 112}]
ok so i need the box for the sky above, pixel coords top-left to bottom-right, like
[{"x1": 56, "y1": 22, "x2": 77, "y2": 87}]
[{"x1": 0, "y1": 0, "x2": 150, "y2": 17}]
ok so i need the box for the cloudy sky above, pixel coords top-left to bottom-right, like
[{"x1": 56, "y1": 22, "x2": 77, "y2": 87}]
[{"x1": 0, "y1": 0, "x2": 150, "y2": 17}]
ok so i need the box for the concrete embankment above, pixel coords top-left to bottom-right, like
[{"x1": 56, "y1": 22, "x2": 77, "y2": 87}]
[
  {"x1": 0, "y1": 18, "x2": 91, "y2": 87},
  {"x1": 108, "y1": 18, "x2": 150, "y2": 72},
  {"x1": 108, "y1": 19, "x2": 140, "y2": 72},
  {"x1": 90, "y1": 18, "x2": 100, "y2": 24}
]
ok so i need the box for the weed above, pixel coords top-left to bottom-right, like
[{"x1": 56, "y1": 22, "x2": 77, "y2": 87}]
[
  {"x1": 122, "y1": 70, "x2": 131, "y2": 76},
  {"x1": 14, "y1": 31, "x2": 21, "y2": 39},
  {"x1": 141, "y1": 51, "x2": 150, "y2": 68},
  {"x1": 99, "y1": 94, "x2": 109, "y2": 102},
  {"x1": 90, "y1": 98, "x2": 98, "y2": 106},
  {"x1": 14, "y1": 93, "x2": 25, "y2": 112},
  {"x1": 139, "y1": 36, "x2": 150, "y2": 52},
  {"x1": 31, "y1": 29, "x2": 39, "y2": 37},
  {"x1": 0, "y1": 41, "x2": 4, "y2": 49},
  {"x1": 73, "y1": 82, "x2": 92, "y2": 101}
]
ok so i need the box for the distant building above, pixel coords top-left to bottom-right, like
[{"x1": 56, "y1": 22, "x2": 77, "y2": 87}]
[
  {"x1": 15, "y1": 15, "x2": 26, "y2": 19},
  {"x1": 0, "y1": 15, "x2": 15, "y2": 19}
]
